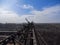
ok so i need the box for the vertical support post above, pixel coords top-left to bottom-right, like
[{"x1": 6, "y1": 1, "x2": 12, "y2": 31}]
[
  {"x1": 30, "y1": 28, "x2": 33, "y2": 45},
  {"x1": 11, "y1": 35, "x2": 16, "y2": 45},
  {"x1": 12, "y1": 39, "x2": 15, "y2": 45}
]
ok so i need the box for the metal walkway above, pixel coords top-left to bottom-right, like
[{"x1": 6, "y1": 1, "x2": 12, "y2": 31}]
[{"x1": 0, "y1": 19, "x2": 47, "y2": 45}]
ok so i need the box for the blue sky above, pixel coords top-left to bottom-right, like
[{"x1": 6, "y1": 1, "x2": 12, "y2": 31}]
[
  {"x1": 0, "y1": 0, "x2": 60, "y2": 23},
  {"x1": 0, "y1": 0, "x2": 60, "y2": 15}
]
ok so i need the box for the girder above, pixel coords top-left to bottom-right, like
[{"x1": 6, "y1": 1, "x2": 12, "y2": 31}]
[{"x1": 0, "y1": 20, "x2": 47, "y2": 45}]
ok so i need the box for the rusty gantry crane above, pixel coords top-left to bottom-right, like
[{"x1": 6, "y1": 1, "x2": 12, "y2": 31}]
[{"x1": 0, "y1": 19, "x2": 47, "y2": 45}]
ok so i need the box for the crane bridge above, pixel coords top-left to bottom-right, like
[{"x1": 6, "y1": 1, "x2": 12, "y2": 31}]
[{"x1": 0, "y1": 19, "x2": 47, "y2": 45}]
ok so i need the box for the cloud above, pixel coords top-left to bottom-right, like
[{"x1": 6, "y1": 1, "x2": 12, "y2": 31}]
[
  {"x1": 0, "y1": 7, "x2": 33, "y2": 23},
  {"x1": 0, "y1": 5, "x2": 60, "y2": 23},
  {"x1": 20, "y1": 4, "x2": 34, "y2": 10},
  {"x1": 30, "y1": 5, "x2": 60, "y2": 23},
  {"x1": 0, "y1": 8, "x2": 19, "y2": 23},
  {"x1": 31, "y1": 5, "x2": 60, "y2": 15},
  {"x1": 1, "y1": 0, "x2": 18, "y2": 10}
]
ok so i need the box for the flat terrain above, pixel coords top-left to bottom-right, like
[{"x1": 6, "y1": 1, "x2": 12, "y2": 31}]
[{"x1": 0, "y1": 23, "x2": 60, "y2": 45}]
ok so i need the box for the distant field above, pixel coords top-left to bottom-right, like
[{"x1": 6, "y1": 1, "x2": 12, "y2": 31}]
[
  {"x1": 35, "y1": 23, "x2": 60, "y2": 45},
  {"x1": 0, "y1": 23, "x2": 60, "y2": 45}
]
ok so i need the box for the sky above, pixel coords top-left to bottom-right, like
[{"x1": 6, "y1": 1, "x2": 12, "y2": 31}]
[{"x1": 0, "y1": 0, "x2": 60, "y2": 23}]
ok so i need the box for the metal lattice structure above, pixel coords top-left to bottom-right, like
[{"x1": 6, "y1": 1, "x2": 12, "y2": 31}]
[{"x1": 0, "y1": 19, "x2": 47, "y2": 45}]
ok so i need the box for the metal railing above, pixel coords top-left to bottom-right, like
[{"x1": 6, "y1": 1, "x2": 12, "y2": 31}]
[{"x1": 0, "y1": 19, "x2": 48, "y2": 45}]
